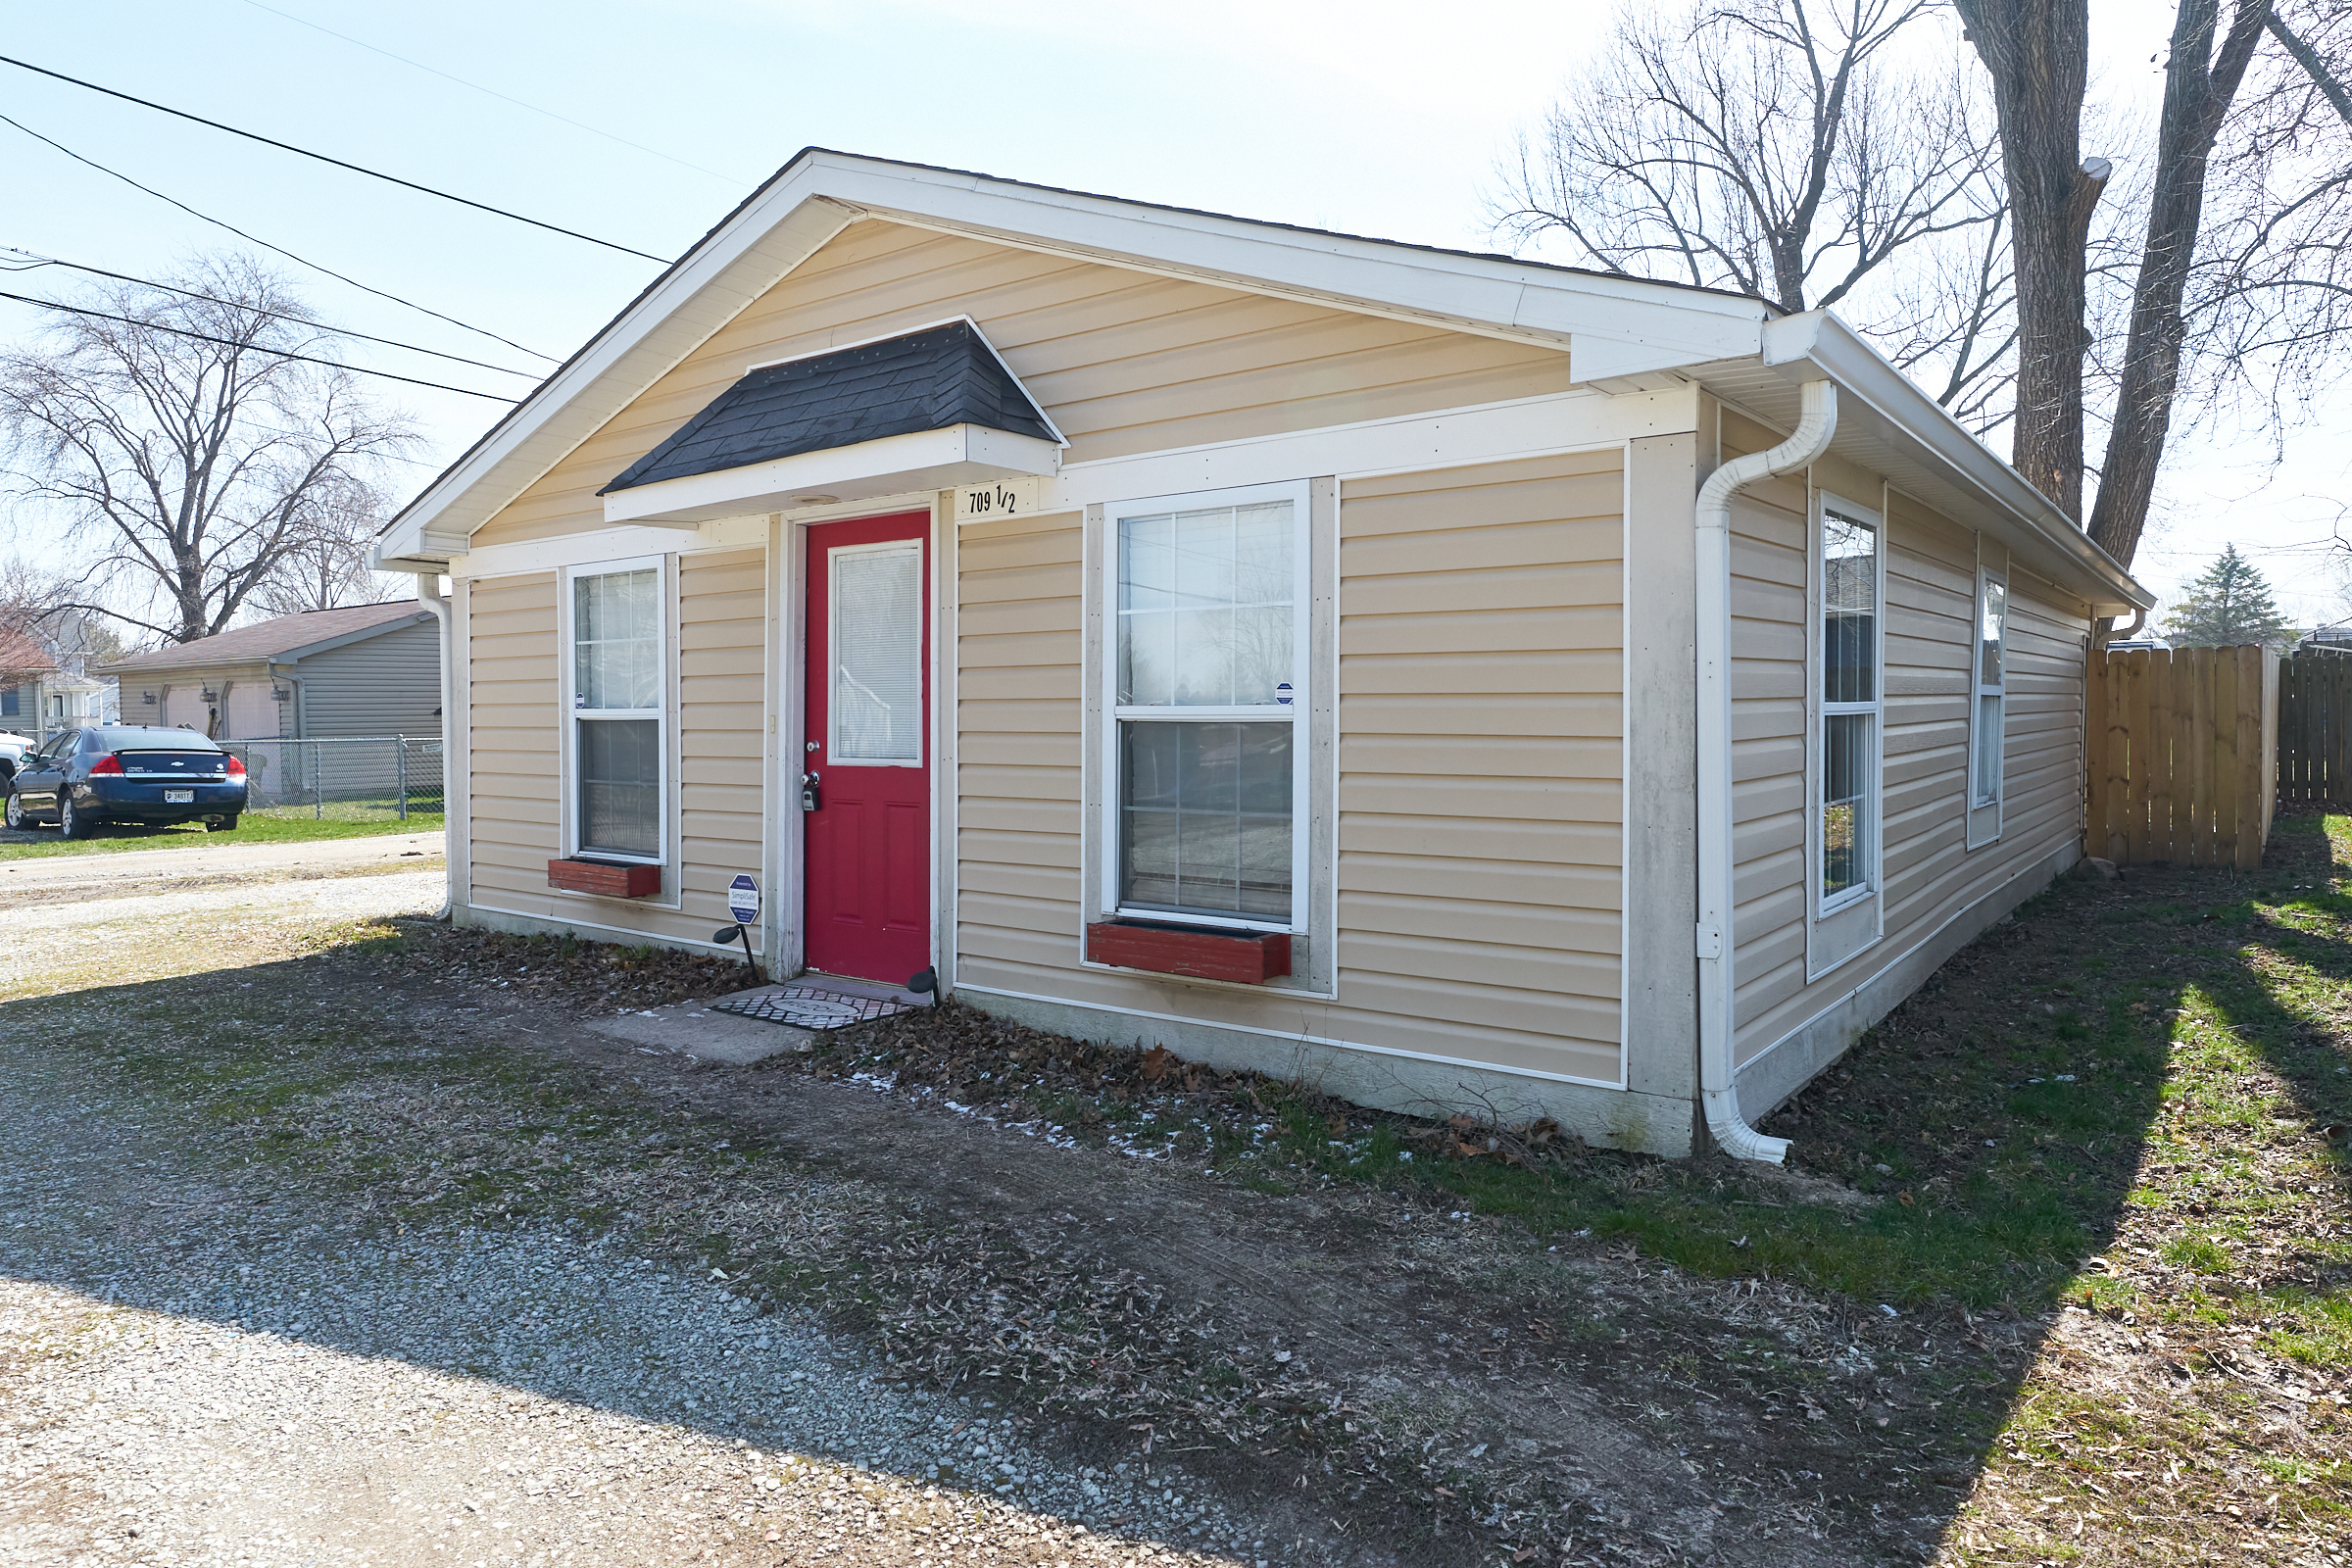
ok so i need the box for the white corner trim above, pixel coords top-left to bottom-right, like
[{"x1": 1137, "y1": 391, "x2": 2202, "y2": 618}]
[{"x1": 603, "y1": 425, "x2": 1061, "y2": 526}]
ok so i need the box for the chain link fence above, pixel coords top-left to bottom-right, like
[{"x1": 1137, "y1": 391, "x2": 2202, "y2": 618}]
[{"x1": 219, "y1": 737, "x2": 444, "y2": 822}]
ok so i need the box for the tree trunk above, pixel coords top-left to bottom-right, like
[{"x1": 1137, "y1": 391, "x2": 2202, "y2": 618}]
[
  {"x1": 2086, "y1": 0, "x2": 2272, "y2": 568},
  {"x1": 1954, "y1": 0, "x2": 2106, "y2": 521}
]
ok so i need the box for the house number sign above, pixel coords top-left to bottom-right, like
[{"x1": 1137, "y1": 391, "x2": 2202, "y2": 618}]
[{"x1": 953, "y1": 477, "x2": 1047, "y2": 524}]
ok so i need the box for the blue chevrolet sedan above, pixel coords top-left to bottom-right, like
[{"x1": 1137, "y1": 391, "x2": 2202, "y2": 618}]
[{"x1": 5, "y1": 726, "x2": 248, "y2": 838}]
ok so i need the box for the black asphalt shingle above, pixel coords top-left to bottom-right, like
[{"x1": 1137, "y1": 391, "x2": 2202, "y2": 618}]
[{"x1": 599, "y1": 320, "x2": 1056, "y2": 494}]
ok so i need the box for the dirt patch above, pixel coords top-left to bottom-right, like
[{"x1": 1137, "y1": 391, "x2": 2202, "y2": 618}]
[
  {"x1": 380, "y1": 920, "x2": 760, "y2": 1014},
  {"x1": 323, "y1": 945, "x2": 1986, "y2": 1567}
]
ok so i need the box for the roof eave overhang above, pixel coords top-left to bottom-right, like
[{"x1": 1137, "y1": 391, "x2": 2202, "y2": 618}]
[
  {"x1": 93, "y1": 612, "x2": 435, "y2": 675},
  {"x1": 603, "y1": 423, "x2": 1062, "y2": 527},
  {"x1": 1691, "y1": 313, "x2": 2152, "y2": 616},
  {"x1": 374, "y1": 151, "x2": 1770, "y2": 564}
]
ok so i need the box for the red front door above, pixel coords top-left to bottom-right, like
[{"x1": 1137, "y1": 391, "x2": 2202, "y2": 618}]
[{"x1": 803, "y1": 512, "x2": 932, "y2": 985}]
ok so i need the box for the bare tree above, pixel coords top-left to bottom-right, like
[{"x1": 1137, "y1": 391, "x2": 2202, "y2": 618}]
[
  {"x1": 2189, "y1": 4, "x2": 2352, "y2": 425},
  {"x1": 1494, "y1": 0, "x2": 2014, "y2": 416},
  {"x1": 0, "y1": 255, "x2": 416, "y2": 645},
  {"x1": 246, "y1": 478, "x2": 400, "y2": 618},
  {"x1": 1955, "y1": 0, "x2": 2352, "y2": 571}
]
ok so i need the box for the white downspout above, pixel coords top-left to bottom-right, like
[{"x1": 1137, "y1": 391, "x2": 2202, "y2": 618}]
[
  {"x1": 1695, "y1": 378, "x2": 1838, "y2": 1164},
  {"x1": 416, "y1": 571, "x2": 456, "y2": 922}
]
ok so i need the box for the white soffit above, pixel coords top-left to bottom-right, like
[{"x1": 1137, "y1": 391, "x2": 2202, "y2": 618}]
[
  {"x1": 602, "y1": 424, "x2": 1061, "y2": 526},
  {"x1": 374, "y1": 151, "x2": 1772, "y2": 566}
]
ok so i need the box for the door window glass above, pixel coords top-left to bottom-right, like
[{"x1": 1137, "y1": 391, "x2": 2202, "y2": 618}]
[{"x1": 830, "y1": 544, "x2": 923, "y2": 763}]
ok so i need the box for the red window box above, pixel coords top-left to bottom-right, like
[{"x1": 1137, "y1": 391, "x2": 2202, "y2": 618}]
[
  {"x1": 547, "y1": 858, "x2": 662, "y2": 898},
  {"x1": 1086, "y1": 919, "x2": 1291, "y2": 984}
]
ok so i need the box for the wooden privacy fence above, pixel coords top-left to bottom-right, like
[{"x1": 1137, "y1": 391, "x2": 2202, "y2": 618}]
[
  {"x1": 2087, "y1": 644, "x2": 2278, "y2": 867},
  {"x1": 2277, "y1": 654, "x2": 2352, "y2": 803}
]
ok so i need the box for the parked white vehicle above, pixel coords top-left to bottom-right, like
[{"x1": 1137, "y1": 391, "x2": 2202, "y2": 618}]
[{"x1": 0, "y1": 731, "x2": 36, "y2": 783}]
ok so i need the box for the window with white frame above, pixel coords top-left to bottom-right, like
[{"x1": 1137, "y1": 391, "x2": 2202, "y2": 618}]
[
  {"x1": 569, "y1": 562, "x2": 664, "y2": 861},
  {"x1": 1972, "y1": 571, "x2": 2008, "y2": 808},
  {"x1": 1820, "y1": 503, "x2": 1881, "y2": 907},
  {"x1": 1107, "y1": 484, "x2": 1308, "y2": 930}
]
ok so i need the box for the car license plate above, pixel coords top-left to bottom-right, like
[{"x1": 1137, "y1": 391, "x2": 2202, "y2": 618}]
[{"x1": 164, "y1": 789, "x2": 194, "y2": 804}]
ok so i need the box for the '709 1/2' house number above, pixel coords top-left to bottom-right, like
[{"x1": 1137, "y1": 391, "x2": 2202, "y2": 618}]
[{"x1": 953, "y1": 477, "x2": 1046, "y2": 524}]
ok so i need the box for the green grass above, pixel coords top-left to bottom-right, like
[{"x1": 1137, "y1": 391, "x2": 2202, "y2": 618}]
[{"x1": 0, "y1": 808, "x2": 444, "y2": 858}]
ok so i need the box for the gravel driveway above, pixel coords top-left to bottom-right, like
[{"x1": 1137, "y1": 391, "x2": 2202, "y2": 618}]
[{"x1": 0, "y1": 873, "x2": 1264, "y2": 1568}]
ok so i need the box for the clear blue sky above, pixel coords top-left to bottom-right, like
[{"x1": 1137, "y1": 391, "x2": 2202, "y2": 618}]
[{"x1": 4, "y1": 0, "x2": 2343, "y2": 620}]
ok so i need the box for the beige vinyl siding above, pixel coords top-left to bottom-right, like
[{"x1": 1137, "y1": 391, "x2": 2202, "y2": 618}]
[
  {"x1": 1724, "y1": 416, "x2": 2091, "y2": 1065},
  {"x1": 1720, "y1": 408, "x2": 1811, "y2": 1017},
  {"x1": 675, "y1": 548, "x2": 768, "y2": 935},
  {"x1": 1336, "y1": 455, "x2": 1623, "y2": 1075},
  {"x1": 466, "y1": 572, "x2": 562, "y2": 908},
  {"x1": 953, "y1": 453, "x2": 1624, "y2": 1087},
  {"x1": 474, "y1": 220, "x2": 1576, "y2": 550},
  {"x1": 463, "y1": 549, "x2": 769, "y2": 947},
  {"x1": 954, "y1": 510, "x2": 1086, "y2": 983}
]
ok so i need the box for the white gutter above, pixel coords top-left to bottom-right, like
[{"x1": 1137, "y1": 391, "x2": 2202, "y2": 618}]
[
  {"x1": 1695, "y1": 377, "x2": 1838, "y2": 1163},
  {"x1": 416, "y1": 572, "x2": 455, "y2": 922}
]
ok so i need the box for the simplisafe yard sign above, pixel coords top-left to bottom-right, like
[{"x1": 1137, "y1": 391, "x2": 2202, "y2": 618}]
[{"x1": 728, "y1": 874, "x2": 760, "y2": 925}]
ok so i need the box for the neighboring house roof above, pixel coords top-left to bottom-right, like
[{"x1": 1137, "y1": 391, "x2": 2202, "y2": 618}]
[
  {"x1": 96, "y1": 601, "x2": 429, "y2": 676},
  {"x1": 602, "y1": 320, "x2": 1058, "y2": 495},
  {"x1": 371, "y1": 147, "x2": 2151, "y2": 614}
]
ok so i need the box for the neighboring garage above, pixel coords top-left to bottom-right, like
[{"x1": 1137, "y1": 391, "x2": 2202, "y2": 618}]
[{"x1": 98, "y1": 601, "x2": 442, "y2": 742}]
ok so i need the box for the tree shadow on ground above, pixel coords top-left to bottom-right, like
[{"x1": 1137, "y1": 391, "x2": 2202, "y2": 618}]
[{"x1": 1761, "y1": 808, "x2": 2352, "y2": 1558}]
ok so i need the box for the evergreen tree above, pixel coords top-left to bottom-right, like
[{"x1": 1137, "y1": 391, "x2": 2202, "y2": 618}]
[{"x1": 2162, "y1": 544, "x2": 2291, "y2": 648}]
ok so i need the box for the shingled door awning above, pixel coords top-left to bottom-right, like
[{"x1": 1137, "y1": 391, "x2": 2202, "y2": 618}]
[{"x1": 599, "y1": 319, "x2": 1063, "y2": 526}]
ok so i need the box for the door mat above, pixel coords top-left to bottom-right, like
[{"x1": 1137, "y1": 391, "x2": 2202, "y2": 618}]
[{"x1": 710, "y1": 987, "x2": 917, "y2": 1030}]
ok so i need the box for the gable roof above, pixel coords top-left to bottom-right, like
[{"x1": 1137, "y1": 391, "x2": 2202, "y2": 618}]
[
  {"x1": 601, "y1": 319, "x2": 1057, "y2": 495},
  {"x1": 372, "y1": 148, "x2": 1774, "y2": 566},
  {"x1": 371, "y1": 148, "x2": 2149, "y2": 615},
  {"x1": 97, "y1": 600, "x2": 429, "y2": 674}
]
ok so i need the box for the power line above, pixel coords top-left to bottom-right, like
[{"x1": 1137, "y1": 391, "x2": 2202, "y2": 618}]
[
  {"x1": 0, "y1": 290, "x2": 519, "y2": 402},
  {"x1": 0, "y1": 52, "x2": 670, "y2": 263},
  {"x1": 234, "y1": 0, "x2": 749, "y2": 187},
  {"x1": 0, "y1": 249, "x2": 541, "y2": 380},
  {"x1": 0, "y1": 110, "x2": 556, "y2": 363}
]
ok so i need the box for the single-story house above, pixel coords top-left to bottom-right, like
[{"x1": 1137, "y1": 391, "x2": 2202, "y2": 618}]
[
  {"x1": 97, "y1": 601, "x2": 442, "y2": 741},
  {"x1": 371, "y1": 150, "x2": 2152, "y2": 1160}
]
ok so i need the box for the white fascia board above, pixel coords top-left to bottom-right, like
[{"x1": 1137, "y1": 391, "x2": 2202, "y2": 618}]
[
  {"x1": 379, "y1": 152, "x2": 1780, "y2": 563},
  {"x1": 453, "y1": 514, "x2": 769, "y2": 582},
  {"x1": 1760, "y1": 312, "x2": 2153, "y2": 612},
  {"x1": 601, "y1": 424, "x2": 1060, "y2": 526}
]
